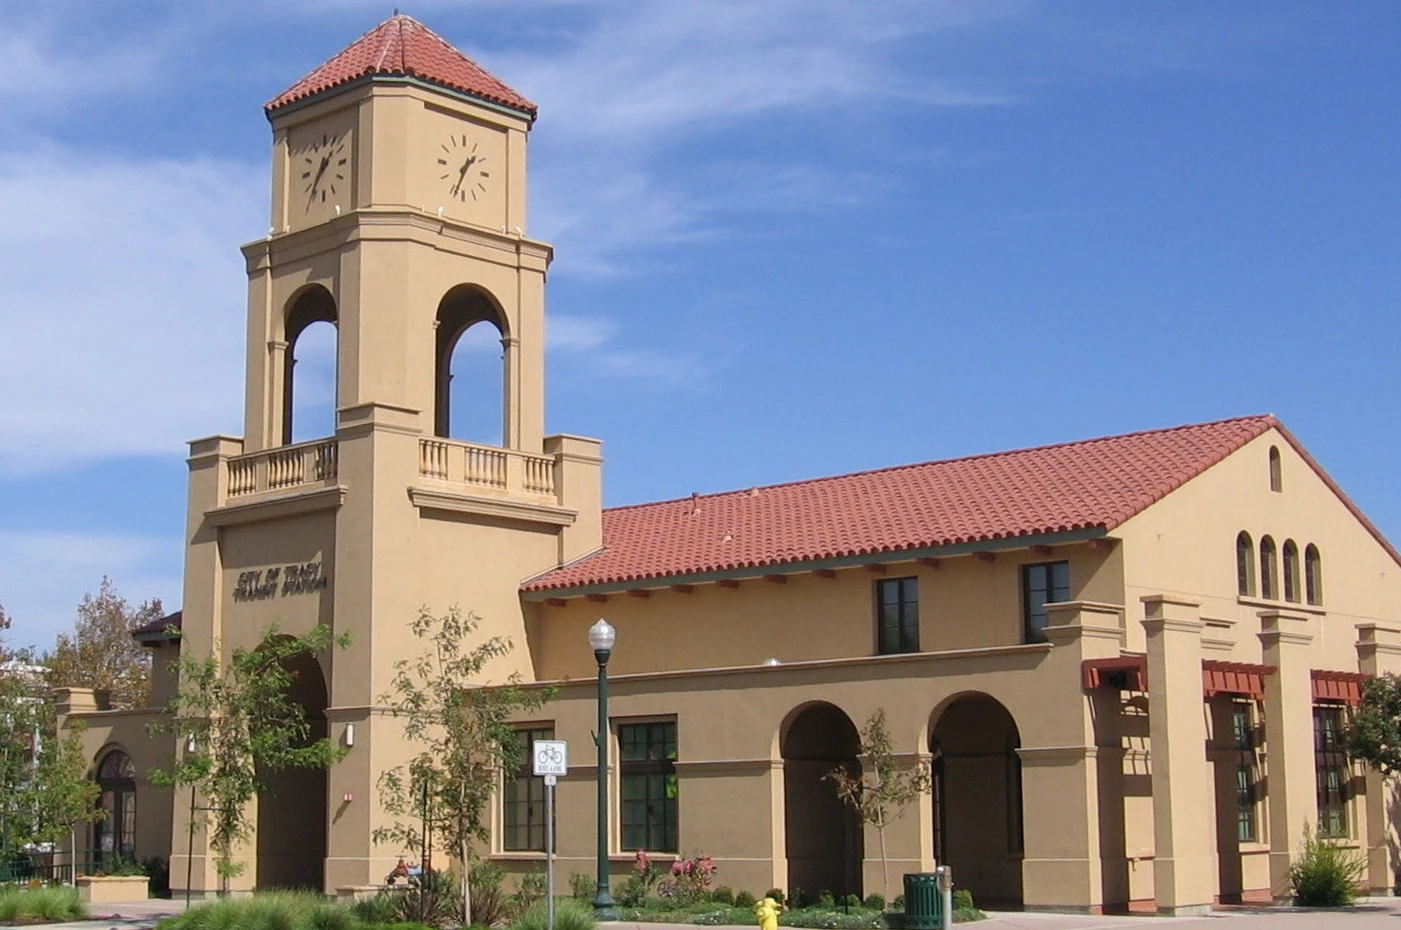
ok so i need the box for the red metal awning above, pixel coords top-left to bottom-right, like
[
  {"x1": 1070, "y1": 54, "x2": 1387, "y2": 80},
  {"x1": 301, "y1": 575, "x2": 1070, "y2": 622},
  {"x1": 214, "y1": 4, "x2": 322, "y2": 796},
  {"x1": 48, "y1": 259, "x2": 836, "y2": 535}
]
[
  {"x1": 1082, "y1": 655, "x2": 1147, "y2": 691},
  {"x1": 1311, "y1": 669, "x2": 1369, "y2": 706},
  {"x1": 1202, "y1": 660, "x2": 1275, "y2": 698}
]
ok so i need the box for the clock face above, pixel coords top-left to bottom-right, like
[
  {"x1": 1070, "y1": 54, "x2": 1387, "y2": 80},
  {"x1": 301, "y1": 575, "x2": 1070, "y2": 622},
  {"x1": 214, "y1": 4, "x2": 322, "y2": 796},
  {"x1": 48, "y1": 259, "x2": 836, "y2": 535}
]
[
  {"x1": 300, "y1": 132, "x2": 349, "y2": 211},
  {"x1": 437, "y1": 133, "x2": 491, "y2": 204}
]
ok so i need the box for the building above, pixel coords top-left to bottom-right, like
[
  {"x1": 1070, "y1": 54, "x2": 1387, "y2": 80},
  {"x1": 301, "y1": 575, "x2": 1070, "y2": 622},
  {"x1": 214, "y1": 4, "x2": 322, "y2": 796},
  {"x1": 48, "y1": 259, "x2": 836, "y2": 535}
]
[{"x1": 55, "y1": 15, "x2": 1401, "y2": 916}]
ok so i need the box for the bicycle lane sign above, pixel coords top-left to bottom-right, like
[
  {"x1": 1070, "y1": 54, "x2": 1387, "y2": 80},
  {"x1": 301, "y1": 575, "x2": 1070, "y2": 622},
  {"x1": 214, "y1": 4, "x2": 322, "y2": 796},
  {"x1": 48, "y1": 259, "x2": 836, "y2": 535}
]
[{"x1": 532, "y1": 739, "x2": 568, "y2": 778}]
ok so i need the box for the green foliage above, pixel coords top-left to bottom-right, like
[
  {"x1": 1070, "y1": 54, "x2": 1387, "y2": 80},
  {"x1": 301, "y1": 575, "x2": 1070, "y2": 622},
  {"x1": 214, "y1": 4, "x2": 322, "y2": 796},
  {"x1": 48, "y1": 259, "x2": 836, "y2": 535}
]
[
  {"x1": 826, "y1": 710, "x2": 933, "y2": 901},
  {"x1": 734, "y1": 891, "x2": 757, "y2": 909},
  {"x1": 511, "y1": 898, "x2": 596, "y2": 930},
  {"x1": 0, "y1": 885, "x2": 86, "y2": 922},
  {"x1": 952, "y1": 890, "x2": 973, "y2": 911},
  {"x1": 24, "y1": 716, "x2": 104, "y2": 851},
  {"x1": 788, "y1": 888, "x2": 810, "y2": 909},
  {"x1": 861, "y1": 894, "x2": 884, "y2": 912},
  {"x1": 468, "y1": 858, "x2": 507, "y2": 927},
  {"x1": 781, "y1": 909, "x2": 883, "y2": 929},
  {"x1": 373, "y1": 608, "x2": 552, "y2": 926},
  {"x1": 951, "y1": 907, "x2": 984, "y2": 923},
  {"x1": 889, "y1": 895, "x2": 904, "y2": 912},
  {"x1": 765, "y1": 888, "x2": 786, "y2": 908},
  {"x1": 349, "y1": 895, "x2": 400, "y2": 925},
  {"x1": 393, "y1": 870, "x2": 463, "y2": 928},
  {"x1": 89, "y1": 853, "x2": 147, "y2": 876},
  {"x1": 815, "y1": 890, "x2": 835, "y2": 909},
  {"x1": 511, "y1": 866, "x2": 547, "y2": 917},
  {"x1": 1289, "y1": 824, "x2": 1365, "y2": 907},
  {"x1": 144, "y1": 855, "x2": 171, "y2": 897},
  {"x1": 149, "y1": 625, "x2": 349, "y2": 895},
  {"x1": 710, "y1": 886, "x2": 735, "y2": 905},
  {"x1": 570, "y1": 872, "x2": 596, "y2": 901},
  {"x1": 615, "y1": 875, "x2": 648, "y2": 908},
  {"x1": 1346, "y1": 673, "x2": 1401, "y2": 774}
]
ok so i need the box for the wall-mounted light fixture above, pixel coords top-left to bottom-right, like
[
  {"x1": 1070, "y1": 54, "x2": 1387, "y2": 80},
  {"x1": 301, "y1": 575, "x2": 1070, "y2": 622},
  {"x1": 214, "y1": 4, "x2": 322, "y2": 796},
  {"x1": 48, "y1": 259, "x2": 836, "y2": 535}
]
[{"x1": 344, "y1": 723, "x2": 355, "y2": 748}]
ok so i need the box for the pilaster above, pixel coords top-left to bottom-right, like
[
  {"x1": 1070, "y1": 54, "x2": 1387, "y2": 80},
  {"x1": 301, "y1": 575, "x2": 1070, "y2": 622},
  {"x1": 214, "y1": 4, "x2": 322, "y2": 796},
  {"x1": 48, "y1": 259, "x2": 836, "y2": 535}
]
[
  {"x1": 1142, "y1": 595, "x2": 1215, "y2": 916},
  {"x1": 1357, "y1": 623, "x2": 1401, "y2": 893},
  {"x1": 1020, "y1": 601, "x2": 1124, "y2": 912},
  {"x1": 1257, "y1": 609, "x2": 1314, "y2": 901}
]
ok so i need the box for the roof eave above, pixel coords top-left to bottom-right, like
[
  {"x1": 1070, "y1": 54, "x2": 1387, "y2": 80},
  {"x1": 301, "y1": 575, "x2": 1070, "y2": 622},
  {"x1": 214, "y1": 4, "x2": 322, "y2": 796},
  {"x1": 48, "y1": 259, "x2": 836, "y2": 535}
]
[
  {"x1": 521, "y1": 526, "x2": 1111, "y2": 601},
  {"x1": 265, "y1": 73, "x2": 537, "y2": 123}
]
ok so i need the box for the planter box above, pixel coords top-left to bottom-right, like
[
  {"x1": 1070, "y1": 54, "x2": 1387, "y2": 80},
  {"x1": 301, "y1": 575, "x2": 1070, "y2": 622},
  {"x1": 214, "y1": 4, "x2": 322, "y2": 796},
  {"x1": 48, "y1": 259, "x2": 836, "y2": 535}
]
[{"x1": 76, "y1": 874, "x2": 150, "y2": 904}]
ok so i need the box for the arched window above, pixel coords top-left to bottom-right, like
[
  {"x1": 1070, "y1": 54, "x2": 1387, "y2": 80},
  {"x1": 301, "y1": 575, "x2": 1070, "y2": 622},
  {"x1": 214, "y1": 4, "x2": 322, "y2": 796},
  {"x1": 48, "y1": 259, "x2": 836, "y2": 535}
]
[
  {"x1": 1269, "y1": 446, "x2": 1282, "y2": 492},
  {"x1": 435, "y1": 286, "x2": 507, "y2": 445},
  {"x1": 1259, "y1": 536, "x2": 1278, "y2": 600},
  {"x1": 283, "y1": 286, "x2": 338, "y2": 445},
  {"x1": 94, "y1": 750, "x2": 136, "y2": 863},
  {"x1": 1282, "y1": 540, "x2": 1300, "y2": 603},
  {"x1": 1305, "y1": 544, "x2": 1324, "y2": 606},
  {"x1": 1236, "y1": 532, "x2": 1256, "y2": 597}
]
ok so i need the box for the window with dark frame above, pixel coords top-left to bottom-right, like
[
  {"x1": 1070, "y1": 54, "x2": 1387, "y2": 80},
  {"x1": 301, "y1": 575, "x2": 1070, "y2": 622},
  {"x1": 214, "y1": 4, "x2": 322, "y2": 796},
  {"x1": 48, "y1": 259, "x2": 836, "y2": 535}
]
[
  {"x1": 1236, "y1": 532, "x2": 1256, "y2": 597},
  {"x1": 1269, "y1": 445, "x2": 1283, "y2": 492},
  {"x1": 876, "y1": 577, "x2": 919, "y2": 654},
  {"x1": 1314, "y1": 705, "x2": 1351, "y2": 839},
  {"x1": 1231, "y1": 703, "x2": 1259, "y2": 843},
  {"x1": 1305, "y1": 544, "x2": 1323, "y2": 606},
  {"x1": 1259, "y1": 536, "x2": 1278, "y2": 600},
  {"x1": 502, "y1": 726, "x2": 553, "y2": 851},
  {"x1": 1282, "y1": 540, "x2": 1300, "y2": 603},
  {"x1": 94, "y1": 750, "x2": 137, "y2": 863},
  {"x1": 1022, "y1": 561, "x2": 1070, "y2": 644},
  {"x1": 620, "y1": 721, "x2": 678, "y2": 852}
]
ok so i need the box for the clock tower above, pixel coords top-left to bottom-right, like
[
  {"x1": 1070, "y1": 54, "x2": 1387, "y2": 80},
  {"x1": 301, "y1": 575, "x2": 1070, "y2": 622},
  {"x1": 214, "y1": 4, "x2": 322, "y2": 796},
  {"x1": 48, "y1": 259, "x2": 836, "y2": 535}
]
[{"x1": 175, "y1": 15, "x2": 602, "y2": 894}]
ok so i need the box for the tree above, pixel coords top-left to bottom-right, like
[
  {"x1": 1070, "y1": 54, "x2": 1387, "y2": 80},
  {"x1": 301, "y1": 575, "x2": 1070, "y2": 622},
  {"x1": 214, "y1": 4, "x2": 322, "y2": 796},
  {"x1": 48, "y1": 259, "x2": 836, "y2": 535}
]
[
  {"x1": 374, "y1": 607, "x2": 551, "y2": 927},
  {"x1": 150, "y1": 624, "x2": 347, "y2": 895},
  {"x1": 44, "y1": 578, "x2": 164, "y2": 709},
  {"x1": 1345, "y1": 672, "x2": 1401, "y2": 774},
  {"x1": 826, "y1": 709, "x2": 933, "y2": 900}
]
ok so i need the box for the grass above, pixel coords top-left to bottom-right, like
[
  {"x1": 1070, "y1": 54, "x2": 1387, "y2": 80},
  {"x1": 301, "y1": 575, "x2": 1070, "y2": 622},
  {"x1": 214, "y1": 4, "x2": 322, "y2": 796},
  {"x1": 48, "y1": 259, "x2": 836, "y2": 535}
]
[
  {"x1": 0, "y1": 885, "x2": 88, "y2": 922},
  {"x1": 156, "y1": 890, "x2": 433, "y2": 930}
]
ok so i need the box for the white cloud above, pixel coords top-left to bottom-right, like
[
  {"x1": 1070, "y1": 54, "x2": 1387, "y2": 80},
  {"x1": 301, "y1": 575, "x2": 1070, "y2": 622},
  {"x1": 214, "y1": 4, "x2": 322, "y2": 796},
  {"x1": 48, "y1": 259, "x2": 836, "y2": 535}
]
[
  {"x1": 0, "y1": 531, "x2": 182, "y2": 651},
  {"x1": 0, "y1": 147, "x2": 261, "y2": 474},
  {"x1": 548, "y1": 315, "x2": 615, "y2": 353}
]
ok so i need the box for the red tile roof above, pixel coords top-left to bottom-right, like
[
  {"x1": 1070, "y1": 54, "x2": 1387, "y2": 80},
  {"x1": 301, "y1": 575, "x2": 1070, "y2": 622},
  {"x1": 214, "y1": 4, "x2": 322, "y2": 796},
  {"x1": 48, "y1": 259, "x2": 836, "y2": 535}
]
[
  {"x1": 266, "y1": 14, "x2": 535, "y2": 116},
  {"x1": 524, "y1": 415, "x2": 1398, "y2": 593}
]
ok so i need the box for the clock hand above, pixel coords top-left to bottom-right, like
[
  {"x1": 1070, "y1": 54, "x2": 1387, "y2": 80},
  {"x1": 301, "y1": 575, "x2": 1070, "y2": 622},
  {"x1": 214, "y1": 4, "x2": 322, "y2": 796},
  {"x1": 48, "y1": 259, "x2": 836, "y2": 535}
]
[
  {"x1": 450, "y1": 156, "x2": 478, "y2": 195},
  {"x1": 310, "y1": 154, "x2": 331, "y2": 194}
]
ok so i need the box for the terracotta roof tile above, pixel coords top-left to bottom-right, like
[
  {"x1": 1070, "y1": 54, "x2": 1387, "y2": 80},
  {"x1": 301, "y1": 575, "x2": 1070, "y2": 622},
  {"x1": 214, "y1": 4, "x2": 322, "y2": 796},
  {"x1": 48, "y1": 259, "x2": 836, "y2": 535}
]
[
  {"x1": 524, "y1": 415, "x2": 1332, "y2": 593},
  {"x1": 266, "y1": 14, "x2": 535, "y2": 116}
]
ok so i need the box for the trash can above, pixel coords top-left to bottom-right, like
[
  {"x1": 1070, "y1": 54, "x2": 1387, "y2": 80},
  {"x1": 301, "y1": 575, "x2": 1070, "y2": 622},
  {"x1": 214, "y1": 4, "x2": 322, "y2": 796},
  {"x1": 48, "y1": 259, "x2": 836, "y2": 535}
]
[{"x1": 902, "y1": 872, "x2": 942, "y2": 930}]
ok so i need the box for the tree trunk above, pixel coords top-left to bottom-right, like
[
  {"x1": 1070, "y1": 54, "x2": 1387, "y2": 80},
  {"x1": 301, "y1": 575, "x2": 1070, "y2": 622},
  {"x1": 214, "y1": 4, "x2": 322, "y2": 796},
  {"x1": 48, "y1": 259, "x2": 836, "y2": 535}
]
[
  {"x1": 877, "y1": 811, "x2": 889, "y2": 901},
  {"x1": 68, "y1": 826, "x2": 76, "y2": 886},
  {"x1": 460, "y1": 833, "x2": 471, "y2": 927}
]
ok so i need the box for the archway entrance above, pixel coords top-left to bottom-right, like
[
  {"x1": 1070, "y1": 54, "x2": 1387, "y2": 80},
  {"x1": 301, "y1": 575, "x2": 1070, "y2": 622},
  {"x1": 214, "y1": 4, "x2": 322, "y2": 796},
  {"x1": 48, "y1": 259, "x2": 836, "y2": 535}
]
[
  {"x1": 255, "y1": 650, "x2": 329, "y2": 890},
  {"x1": 930, "y1": 694, "x2": 1023, "y2": 908},
  {"x1": 782, "y1": 703, "x2": 863, "y2": 899},
  {"x1": 94, "y1": 749, "x2": 137, "y2": 865}
]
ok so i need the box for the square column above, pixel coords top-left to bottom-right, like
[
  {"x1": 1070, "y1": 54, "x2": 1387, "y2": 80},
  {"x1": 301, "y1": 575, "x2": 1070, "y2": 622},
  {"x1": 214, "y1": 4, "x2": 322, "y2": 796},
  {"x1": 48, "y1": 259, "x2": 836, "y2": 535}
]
[
  {"x1": 1142, "y1": 595, "x2": 1215, "y2": 916},
  {"x1": 1356, "y1": 623, "x2": 1401, "y2": 893},
  {"x1": 1257, "y1": 610, "x2": 1314, "y2": 901},
  {"x1": 1021, "y1": 601, "x2": 1124, "y2": 912}
]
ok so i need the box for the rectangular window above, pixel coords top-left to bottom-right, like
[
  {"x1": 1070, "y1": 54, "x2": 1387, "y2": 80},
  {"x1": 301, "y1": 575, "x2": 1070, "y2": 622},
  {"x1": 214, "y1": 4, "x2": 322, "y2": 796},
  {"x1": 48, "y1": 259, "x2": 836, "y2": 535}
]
[
  {"x1": 876, "y1": 577, "x2": 919, "y2": 654},
  {"x1": 502, "y1": 726, "x2": 553, "y2": 851},
  {"x1": 1314, "y1": 706, "x2": 1351, "y2": 839},
  {"x1": 1232, "y1": 703, "x2": 1258, "y2": 843},
  {"x1": 620, "y1": 720, "x2": 678, "y2": 852},
  {"x1": 1022, "y1": 561, "x2": 1070, "y2": 644}
]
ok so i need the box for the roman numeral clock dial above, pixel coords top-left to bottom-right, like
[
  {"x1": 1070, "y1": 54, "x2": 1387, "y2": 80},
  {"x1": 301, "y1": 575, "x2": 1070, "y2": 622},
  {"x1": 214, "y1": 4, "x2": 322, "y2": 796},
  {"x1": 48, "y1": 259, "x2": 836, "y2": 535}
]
[
  {"x1": 437, "y1": 134, "x2": 490, "y2": 205},
  {"x1": 301, "y1": 132, "x2": 348, "y2": 211}
]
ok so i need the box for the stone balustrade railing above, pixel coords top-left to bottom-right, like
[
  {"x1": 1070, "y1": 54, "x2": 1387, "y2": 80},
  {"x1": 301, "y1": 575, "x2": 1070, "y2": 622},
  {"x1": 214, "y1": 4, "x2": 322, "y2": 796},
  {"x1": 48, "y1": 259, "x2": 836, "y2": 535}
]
[
  {"x1": 418, "y1": 438, "x2": 556, "y2": 497},
  {"x1": 227, "y1": 440, "x2": 339, "y2": 498}
]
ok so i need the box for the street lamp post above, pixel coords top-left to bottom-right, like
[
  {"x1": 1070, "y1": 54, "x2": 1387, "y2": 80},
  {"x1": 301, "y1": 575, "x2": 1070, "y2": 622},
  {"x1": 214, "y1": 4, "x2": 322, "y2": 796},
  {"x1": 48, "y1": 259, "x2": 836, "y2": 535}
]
[{"x1": 589, "y1": 619, "x2": 620, "y2": 921}]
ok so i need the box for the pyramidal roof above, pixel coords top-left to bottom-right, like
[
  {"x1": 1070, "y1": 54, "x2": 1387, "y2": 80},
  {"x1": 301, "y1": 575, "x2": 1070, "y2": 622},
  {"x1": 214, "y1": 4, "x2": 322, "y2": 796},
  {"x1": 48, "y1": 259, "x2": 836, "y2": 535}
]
[
  {"x1": 524, "y1": 414, "x2": 1400, "y2": 593},
  {"x1": 266, "y1": 14, "x2": 535, "y2": 116}
]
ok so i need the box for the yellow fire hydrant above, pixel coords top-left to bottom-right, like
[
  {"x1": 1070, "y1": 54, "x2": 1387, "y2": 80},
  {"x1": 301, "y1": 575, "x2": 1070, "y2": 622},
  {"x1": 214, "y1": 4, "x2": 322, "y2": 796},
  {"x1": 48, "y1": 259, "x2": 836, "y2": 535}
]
[{"x1": 755, "y1": 897, "x2": 781, "y2": 930}]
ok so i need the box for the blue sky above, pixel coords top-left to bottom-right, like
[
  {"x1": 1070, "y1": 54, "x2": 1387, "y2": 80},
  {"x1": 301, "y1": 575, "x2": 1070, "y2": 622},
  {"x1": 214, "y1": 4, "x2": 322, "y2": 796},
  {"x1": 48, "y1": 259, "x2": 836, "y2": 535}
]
[{"x1": 2, "y1": 1, "x2": 1398, "y2": 649}]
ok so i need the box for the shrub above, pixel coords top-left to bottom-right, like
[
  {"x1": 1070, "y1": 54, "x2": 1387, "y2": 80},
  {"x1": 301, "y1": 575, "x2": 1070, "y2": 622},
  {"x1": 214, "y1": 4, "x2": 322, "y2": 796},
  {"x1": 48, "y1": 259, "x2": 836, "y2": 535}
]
[
  {"x1": 788, "y1": 888, "x2": 809, "y2": 909},
  {"x1": 469, "y1": 858, "x2": 507, "y2": 927},
  {"x1": 351, "y1": 895, "x2": 400, "y2": 925},
  {"x1": 890, "y1": 895, "x2": 904, "y2": 912},
  {"x1": 765, "y1": 888, "x2": 786, "y2": 908},
  {"x1": 952, "y1": 890, "x2": 974, "y2": 911},
  {"x1": 692, "y1": 909, "x2": 756, "y2": 926},
  {"x1": 815, "y1": 890, "x2": 835, "y2": 909},
  {"x1": 615, "y1": 875, "x2": 648, "y2": 908},
  {"x1": 570, "y1": 872, "x2": 596, "y2": 901},
  {"x1": 0, "y1": 886, "x2": 86, "y2": 922},
  {"x1": 512, "y1": 868, "x2": 547, "y2": 916},
  {"x1": 710, "y1": 886, "x2": 735, "y2": 906},
  {"x1": 734, "y1": 891, "x2": 757, "y2": 909},
  {"x1": 511, "y1": 898, "x2": 595, "y2": 930},
  {"x1": 861, "y1": 894, "x2": 884, "y2": 912},
  {"x1": 393, "y1": 870, "x2": 463, "y2": 928},
  {"x1": 1289, "y1": 825, "x2": 1365, "y2": 907},
  {"x1": 144, "y1": 856, "x2": 172, "y2": 897},
  {"x1": 782, "y1": 910, "x2": 884, "y2": 929}
]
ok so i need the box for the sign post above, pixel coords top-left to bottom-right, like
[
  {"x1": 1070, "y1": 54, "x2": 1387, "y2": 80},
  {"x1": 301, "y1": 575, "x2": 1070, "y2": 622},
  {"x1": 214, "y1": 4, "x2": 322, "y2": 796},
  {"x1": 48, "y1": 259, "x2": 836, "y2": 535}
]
[{"x1": 532, "y1": 740, "x2": 568, "y2": 930}]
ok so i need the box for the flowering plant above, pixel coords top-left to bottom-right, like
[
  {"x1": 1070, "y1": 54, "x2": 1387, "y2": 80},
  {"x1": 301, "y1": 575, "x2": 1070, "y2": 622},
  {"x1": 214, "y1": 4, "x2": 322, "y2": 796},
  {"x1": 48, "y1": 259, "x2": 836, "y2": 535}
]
[
  {"x1": 659, "y1": 852, "x2": 715, "y2": 906},
  {"x1": 634, "y1": 849, "x2": 664, "y2": 896}
]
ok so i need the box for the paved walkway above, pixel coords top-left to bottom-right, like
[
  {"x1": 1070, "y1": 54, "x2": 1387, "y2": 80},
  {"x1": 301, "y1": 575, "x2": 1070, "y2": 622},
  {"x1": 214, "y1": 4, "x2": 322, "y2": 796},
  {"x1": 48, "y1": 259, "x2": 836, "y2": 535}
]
[{"x1": 36, "y1": 897, "x2": 1401, "y2": 930}]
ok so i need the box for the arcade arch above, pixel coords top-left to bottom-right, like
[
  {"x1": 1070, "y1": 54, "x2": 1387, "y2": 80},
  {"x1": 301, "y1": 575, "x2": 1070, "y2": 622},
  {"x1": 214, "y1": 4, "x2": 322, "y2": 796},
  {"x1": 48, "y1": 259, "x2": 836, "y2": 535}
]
[
  {"x1": 282, "y1": 286, "x2": 338, "y2": 444},
  {"x1": 780, "y1": 702, "x2": 863, "y2": 899},
  {"x1": 435, "y1": 285, "x2": 508, "y2": 445}
]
